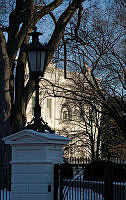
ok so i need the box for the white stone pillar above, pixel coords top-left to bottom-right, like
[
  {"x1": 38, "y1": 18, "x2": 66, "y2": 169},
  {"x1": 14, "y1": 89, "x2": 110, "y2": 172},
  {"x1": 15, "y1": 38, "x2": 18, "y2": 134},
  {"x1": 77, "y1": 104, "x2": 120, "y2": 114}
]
[{"x1": 3, "y1": 129, "x2": 71, "y2": 200}]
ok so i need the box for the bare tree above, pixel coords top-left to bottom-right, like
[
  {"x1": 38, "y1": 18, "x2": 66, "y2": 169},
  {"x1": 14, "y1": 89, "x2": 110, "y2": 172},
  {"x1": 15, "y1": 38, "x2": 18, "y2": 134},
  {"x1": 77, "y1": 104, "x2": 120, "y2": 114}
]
[
  {"x1": 60, "y1": 100, "x2": 102, "y2": 160},
  {"x1": 39, "y1": 5, "x2": 126, "y2": 159},
  {"x1": 52, "y1": 5, "x2": 126, "y2": 139},
  {"x1": 39, "y1": 64, "x2": 102, "y2": 160},
  {"x1": 100, "y1": 96, "x2": 126, "y2": 158},
  {"x1": 0, "y1": 0, "x2": 86, "y2": 138}
]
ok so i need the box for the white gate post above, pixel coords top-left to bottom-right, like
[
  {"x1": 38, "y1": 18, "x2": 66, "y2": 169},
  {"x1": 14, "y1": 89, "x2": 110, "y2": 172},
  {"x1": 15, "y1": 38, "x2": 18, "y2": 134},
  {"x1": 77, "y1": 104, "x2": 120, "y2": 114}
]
[{"x1": 3, "y1": 129, "x2": 70, "y2": 200}]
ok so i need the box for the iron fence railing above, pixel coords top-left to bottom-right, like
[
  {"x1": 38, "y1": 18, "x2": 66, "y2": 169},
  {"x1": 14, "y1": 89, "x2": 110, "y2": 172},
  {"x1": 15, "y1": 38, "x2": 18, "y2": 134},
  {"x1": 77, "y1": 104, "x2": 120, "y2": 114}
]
[
  {"x1": 0, "y1": 165, "x2": 11, "y2": 200},
  {"x1": 0, "y1": 142, "x2": 11, "y2": 200},
  {"x1": 54, "y1": 157, "x2": 126, "y2": 200}
]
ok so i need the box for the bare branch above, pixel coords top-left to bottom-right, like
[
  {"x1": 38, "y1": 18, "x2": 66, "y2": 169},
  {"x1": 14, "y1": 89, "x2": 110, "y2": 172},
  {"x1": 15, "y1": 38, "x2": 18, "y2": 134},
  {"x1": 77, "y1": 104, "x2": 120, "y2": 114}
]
[{"x1": 46, "y1": 0, "x2": 85, "y2": 64}]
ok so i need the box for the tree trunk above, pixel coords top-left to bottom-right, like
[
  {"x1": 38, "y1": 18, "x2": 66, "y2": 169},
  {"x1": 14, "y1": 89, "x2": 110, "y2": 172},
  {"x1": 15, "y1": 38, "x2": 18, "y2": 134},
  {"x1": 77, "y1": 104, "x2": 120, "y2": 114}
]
[
  {"x1": 96, "y1": 128, "x2": 101, "y2": 159},
  {"x1": 90, "y1": 138, "x2": 95, "y2": 161},
  {"x1": 0, "y1": 39, "x2": 12, "y2": 137}
]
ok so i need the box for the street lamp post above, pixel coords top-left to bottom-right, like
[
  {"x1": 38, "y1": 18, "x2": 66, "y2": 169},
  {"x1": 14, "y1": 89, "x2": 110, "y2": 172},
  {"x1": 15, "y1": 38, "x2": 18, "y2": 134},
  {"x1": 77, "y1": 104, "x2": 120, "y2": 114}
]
[{"x1": 23, "y1": 26, "x2": 54, "y2": 133}]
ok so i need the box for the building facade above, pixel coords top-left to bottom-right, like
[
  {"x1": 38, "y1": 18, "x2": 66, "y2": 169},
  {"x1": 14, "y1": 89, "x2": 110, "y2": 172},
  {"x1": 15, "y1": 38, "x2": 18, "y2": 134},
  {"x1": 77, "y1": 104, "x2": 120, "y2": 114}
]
[{"x1": 26, "y1": 63, "x2": 101, "y2": 159}]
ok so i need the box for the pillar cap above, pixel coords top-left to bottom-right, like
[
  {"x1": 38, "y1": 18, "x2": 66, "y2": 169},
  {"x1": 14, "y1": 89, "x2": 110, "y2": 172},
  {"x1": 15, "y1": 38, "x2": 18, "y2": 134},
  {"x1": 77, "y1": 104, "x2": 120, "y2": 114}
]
[{"x1": 2, "y1": 129, "x2": 71, "y2": 145}]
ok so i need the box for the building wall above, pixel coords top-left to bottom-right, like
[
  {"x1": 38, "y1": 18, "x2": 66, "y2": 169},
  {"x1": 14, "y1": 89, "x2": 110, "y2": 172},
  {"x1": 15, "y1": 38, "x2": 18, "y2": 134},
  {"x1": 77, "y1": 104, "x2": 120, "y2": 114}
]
[{"x1": 26, "y1": 63, "x2": 101, "y2": 159}]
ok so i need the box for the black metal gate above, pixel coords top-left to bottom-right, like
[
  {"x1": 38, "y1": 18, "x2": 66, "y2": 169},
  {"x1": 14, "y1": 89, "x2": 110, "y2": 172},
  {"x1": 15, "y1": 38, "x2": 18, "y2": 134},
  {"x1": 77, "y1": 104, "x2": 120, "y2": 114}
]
[
  {"x1": 54, "y1": 158, "x2": 126, "y2": 200},
  {"x1": 0, "y1": 142, "x2": 11, "y2": 200}
]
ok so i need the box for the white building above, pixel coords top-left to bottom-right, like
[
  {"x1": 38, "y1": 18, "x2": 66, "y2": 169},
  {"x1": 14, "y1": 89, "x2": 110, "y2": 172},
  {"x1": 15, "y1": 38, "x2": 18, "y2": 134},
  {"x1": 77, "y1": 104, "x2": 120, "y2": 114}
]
[{"x1": 26, "y1": 63, "x2": 101, "y2": 159}]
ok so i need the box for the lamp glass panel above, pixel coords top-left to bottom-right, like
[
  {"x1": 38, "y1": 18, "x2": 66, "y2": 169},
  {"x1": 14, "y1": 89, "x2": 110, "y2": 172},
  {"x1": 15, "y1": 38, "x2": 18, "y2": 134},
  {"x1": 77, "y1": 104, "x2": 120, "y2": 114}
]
[
  {"x1": 36, "y1": 51, "x2": 46, "y2": 72},
  {"x1": 36, "y1": 51, "x2": 41, "y2": 72},
  {"x1": 28, "y1": 51, "x2": 37, "y2": 72},
  {"x1": 40, "y1": 51, "x2": 46, "y2": 72}
]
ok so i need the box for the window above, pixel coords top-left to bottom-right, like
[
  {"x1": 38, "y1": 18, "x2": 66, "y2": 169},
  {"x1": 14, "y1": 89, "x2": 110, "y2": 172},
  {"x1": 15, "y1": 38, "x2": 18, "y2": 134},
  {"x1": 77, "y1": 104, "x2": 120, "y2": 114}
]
[
  {"x1": 61, "y1": 103, "x2": 71, "y2": 121},
  {"x1": 62, "y1": 109, "x2": 69, "y2": 120},
  {"x1": 89, "y1": 107, "x2": 97, "y2": 123},
  {"x1": 32, "y1": 96, "x2": 35, "y2": 115},
  {"x1": 47, "y1": 98, "x2": 52, "y2": 118},
  {"x1": 74, "y1": 109, "x2": 81, "y2": 121}
]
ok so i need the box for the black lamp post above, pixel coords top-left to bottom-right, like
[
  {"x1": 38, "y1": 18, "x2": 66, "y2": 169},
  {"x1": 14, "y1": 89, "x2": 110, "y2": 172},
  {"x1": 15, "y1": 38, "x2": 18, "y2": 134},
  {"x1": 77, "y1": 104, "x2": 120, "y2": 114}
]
[{"x1": 24, "y1": 26, "x2": 54, "y2": 133}]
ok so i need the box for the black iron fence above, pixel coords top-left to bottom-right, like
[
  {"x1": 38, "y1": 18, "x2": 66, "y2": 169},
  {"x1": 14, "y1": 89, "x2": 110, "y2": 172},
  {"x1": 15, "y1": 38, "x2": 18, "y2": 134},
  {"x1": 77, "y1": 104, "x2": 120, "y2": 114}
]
[
  {"x1": 0, "y1": 142, "x2": 11, "y2": 200},
  {"x1": 54, "y1": 157, "x2": 126, "y2": 200},
  {"x1": 0, "y1": 166, "x2": 11, "y2": 200}
]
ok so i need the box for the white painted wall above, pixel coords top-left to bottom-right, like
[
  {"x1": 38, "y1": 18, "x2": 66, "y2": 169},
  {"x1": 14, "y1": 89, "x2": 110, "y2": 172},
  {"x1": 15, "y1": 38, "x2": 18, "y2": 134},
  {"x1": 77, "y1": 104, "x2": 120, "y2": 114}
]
[{"x1": 3, "y1": 129, "x2": 71, "y2": 200}]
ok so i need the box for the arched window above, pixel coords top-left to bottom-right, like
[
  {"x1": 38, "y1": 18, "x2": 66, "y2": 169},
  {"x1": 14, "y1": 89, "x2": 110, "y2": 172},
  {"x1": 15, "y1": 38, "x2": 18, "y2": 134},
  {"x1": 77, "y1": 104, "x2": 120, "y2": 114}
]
[
  {"x1": 61, "y1": 103, "x2": 71, "y2": 121},
  {"x1": 89, "y1": 107, "x2": 97, "y2": 123},
  {"x1": 62, "y1": 107, "x2": 69, "y2": 120},
  {"x1": 73, "y1": 109, "x2": 81, "y2": 120}
]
